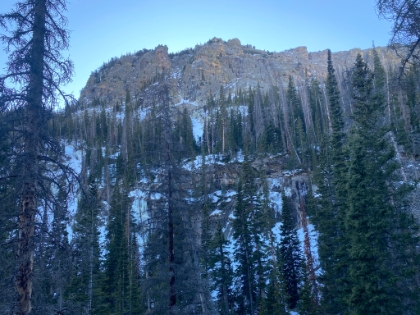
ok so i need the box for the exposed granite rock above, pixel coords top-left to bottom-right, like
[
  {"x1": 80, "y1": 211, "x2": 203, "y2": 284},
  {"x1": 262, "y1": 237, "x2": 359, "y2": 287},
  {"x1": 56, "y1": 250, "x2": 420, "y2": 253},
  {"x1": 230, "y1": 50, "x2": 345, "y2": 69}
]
[{"x1": 79, "y1": 38, "x2": 401, "y2": 107}]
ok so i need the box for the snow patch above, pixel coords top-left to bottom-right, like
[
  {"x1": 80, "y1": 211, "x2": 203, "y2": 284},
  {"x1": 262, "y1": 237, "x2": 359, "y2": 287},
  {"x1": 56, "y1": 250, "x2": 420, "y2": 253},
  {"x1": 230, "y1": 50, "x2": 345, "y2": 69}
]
[
  {"x1": 268, "y1": 177, "x2": 282, "y2": 190},
  {"x1": 150, "y1": 192, "x2": 162, "y2": 200},
  {"x1": 182, "y1": 154, "x2": 225, "y2": 171},
  {"x1": 210, "y1": 193, "x2": 220, "y2": 203},
  {"x1": 272, "y1": 222, "x2": 283, "y2": 244},
  {"x1": 64, "y1": 144, "x2": 82, "y2": 174},
  {"x1": 175, "y1": 95, "x2": 198, "y2": 107},
  {"x1": 129, "y1": 189, "x2": 148, "y2": 223},
  {"x1": 98, "y1": 225, "x2": 107, "y2": 257},
  {"x1": 129, "y1": 188, "x2": 149, "y2": 247},
  {"x1": 191, "y1": 117, "x2": 203, "y2": 142},
  {"x1": 63, "y1": 143, "x2": 83, "y2": 242},
  {"x1": 282, "y1": 169, "x2": 303, "y2": 177},
  {"x1": 230, "y1": 150, "x2": 244, "y2": 163},
  {"x1": 210, "y1": 209, "x2": 222, "y2": 216},
  {"x1": 238, "y1": 105, "x2": 248, "y2": 117},
  {"x1": 225, "y1": 190, "x2": 237, "y2": 197},
  {"x1": 269, "y1": 191, "x2": 282, "y2": 214},
  {"x1": 137, "y1": 107, "x2": 148, "y2": 120}
]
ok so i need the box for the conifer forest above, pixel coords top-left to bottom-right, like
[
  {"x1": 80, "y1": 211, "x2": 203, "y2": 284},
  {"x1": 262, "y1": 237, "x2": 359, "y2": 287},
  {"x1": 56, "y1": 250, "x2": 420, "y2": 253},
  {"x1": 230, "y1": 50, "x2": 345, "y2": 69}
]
[{"x1": 1, "y1": 0, "x2": 420, "y2": 314}]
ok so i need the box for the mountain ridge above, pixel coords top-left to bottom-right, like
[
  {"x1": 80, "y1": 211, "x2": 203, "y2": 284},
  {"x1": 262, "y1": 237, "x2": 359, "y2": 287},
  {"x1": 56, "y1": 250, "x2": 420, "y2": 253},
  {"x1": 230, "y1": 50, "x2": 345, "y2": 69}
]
[{"x1": 79, "y1": 37, "x2": 401, "y2": 107}]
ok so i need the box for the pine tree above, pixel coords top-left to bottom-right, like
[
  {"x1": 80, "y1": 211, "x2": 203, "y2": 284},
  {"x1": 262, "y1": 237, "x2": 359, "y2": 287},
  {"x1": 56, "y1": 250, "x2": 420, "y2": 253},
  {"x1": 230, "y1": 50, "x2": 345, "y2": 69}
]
[
  {"x1": 219, "y1": 85, "x2": 229, "y2": 155},
  {"x1": 0, "y1": 111, "x2": 20, "y2": 311},
  {"x1": 259, "y1": 269, "x2": 288, "y2": 315},
  {"x1": 308, "y1": 78, "x2": 328, "y2": 148},
  {"x1": 344, "y1": 54, "x2": 420, "y2": 314},
  {"x1": 286, "y1": 76, "x2": 305, "y2": 164},
  {"x1": 232, "y1": 179, "x2": 256, "y2": 315},
  {"x1": 141, "y1": 80, "x2": 212, "y2": 314},
  {"x1": 66, "y1": 181, "x2": 103, "y2": 314},
  {"x1": 326, "y1": 50, "x2": 346, "y2": 181},
  {"x1": 298, "y1": 259, "x2": 318, "y2": 315},
  {"x1": 232, "y1": 158, "x2": 270, "y2": 313},
  {"x1": 312, "y1": 50, "x2": 349, "y2": 314},
  {"x1": 279, "y1": 192, "x2": 302, "y2": 310},
  {"x1": 30, "y1": 181, "x2": 73, "y2": 314},
  {"x1": 209, "y1": 221, "x2": 233, "y2": 315},
  {"x1": 103, "y1": 185, "x2": 127, "y2": 313},
  {"x1": 404, "y1": 65, "x2": 420, "y2": 155}
]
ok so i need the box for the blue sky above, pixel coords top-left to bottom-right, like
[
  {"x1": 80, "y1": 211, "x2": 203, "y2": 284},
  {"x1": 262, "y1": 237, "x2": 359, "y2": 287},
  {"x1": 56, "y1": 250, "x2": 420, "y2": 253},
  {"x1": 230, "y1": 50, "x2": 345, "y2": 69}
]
[{"x1": 0, "y1": 0, "x2": 393, "y2": 102}]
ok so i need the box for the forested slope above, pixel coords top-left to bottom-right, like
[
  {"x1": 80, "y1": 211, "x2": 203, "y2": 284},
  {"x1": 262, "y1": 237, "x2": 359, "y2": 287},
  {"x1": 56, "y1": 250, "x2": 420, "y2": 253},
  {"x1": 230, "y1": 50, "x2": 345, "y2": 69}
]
[{"x1": 1, "y1": 39, "x2": 420, "y2": 315}]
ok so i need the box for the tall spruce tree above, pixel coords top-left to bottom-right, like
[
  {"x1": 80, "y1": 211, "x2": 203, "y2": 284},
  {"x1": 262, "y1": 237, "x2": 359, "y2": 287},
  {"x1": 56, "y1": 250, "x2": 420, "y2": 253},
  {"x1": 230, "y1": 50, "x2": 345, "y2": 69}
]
[
  {"x1": 232, "y1": 158, "x2": 270, "y2": 313},
  {"x1": 286, "y1": 76, "x2": 305, "y2": 164},
  {"x1": 279, "y1": 192, "x2": 302, "y2": 310},
  {"x1": 343, "y1": 54, "x2": 420, "y2": 314},
  {"x1": 208, "y1": 221, "x2": 233, "y2": 315},
  {"x1": 232, "y1": 179, "x2": 256, "y2": 315},
  {"x1": 297, "y1": 258, "x2": 318, "y2": 315},
  {"x1": 66, "y1": 181, "x2": 103, "y2": 314},
  {"x1": 312, "y1": 50, "x2": 349, "y2": 314},
  {"x1": 103, "y1": 184, "x2": 128, "y2": 313},
  {"x1": 259, "y1": 268, "x2": 288, "y2": 315}
]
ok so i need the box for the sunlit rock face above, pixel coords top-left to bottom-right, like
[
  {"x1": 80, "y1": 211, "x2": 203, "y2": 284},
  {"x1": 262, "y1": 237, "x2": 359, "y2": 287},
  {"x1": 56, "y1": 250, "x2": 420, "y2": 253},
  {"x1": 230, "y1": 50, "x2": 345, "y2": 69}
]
[{"x1": 79, "y1": 37, "x2": 400, "y2": 107}]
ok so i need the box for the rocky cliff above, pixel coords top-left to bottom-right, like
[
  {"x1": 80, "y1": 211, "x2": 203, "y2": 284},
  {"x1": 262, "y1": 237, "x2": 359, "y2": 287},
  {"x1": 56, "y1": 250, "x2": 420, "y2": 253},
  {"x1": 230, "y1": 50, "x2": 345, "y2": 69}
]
[{"x1": 79, "y1": 37, "x2": 401, "y2": 106}]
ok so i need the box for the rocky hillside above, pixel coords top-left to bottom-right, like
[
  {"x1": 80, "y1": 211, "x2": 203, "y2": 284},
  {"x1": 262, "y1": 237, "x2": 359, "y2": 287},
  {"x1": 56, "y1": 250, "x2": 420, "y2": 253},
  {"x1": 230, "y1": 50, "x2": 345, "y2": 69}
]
[
  {"x1": 51, "y1": 37, "x2": 420, "y2": 314},
  {"x1": 80, "y1": 37, "x2": 401, "y2": 106}
]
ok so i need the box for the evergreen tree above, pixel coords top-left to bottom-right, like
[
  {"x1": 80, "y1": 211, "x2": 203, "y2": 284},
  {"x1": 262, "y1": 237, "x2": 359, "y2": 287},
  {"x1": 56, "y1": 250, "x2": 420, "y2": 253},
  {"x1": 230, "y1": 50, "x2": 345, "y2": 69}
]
[
  {"x1": 344, "y1": 54, "x2": 420, "y2": 314},
  {"x1": 102, "y1": 182, "x2": 144, "y2": 315},
  {"x1": 286, "y1": 76, "x2": 305, "y2": 164},
  {"x1": 142, "y1": 80, "x2": 212, "y2": 314},
  {"x1": 230, "y1": 158, "x2": 269, "y2": 313},
  {"x1": 308, "y1": 78, "x2": 327, "y2": 148},
  {"x1": 232, "y1": 180, "x2": 256, "y2": 315},
  {"x1": 404, "y1": 65, "x2": 420, "y2": 155},
  {"x1": 0, "y1": 111, "x2": 20, "y2": 311},
  {"x1": 326, "y1": 50, "x2": 346, "y2": 180},
  {"x1": 279, "y1": 192, "x2": 302, "y2": 310},
  {"x1": 298, "y1": 259, "x2": 318, "y2": 315},
  {"x1": 30, "y1": 181, "x2": 73, "y2": 315},
  {"x1": 103, "y1": 185, "x2": 127, "y2": 313},
  {"x1": 259, "y1": 269, "x2": 288, "y2": 315},
  {"x1": 208, "y1": 221, "x2": 233, "y2": 315},
  {"x1": 312, "y1": 50, "x2": 349, "y2": 314},
  {"x1": 66, "y1": 181, "x2": 103, "y2": 314},
  {"x1": 219, "y1": 85, "x2": 229, "y2": 155}
]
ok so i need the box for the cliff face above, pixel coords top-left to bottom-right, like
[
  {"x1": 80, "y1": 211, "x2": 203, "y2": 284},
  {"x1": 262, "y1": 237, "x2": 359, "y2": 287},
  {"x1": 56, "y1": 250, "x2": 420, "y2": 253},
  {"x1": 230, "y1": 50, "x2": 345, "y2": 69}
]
[{"x1": 79, "y1": 37, "x2": 401, "y2": 106}]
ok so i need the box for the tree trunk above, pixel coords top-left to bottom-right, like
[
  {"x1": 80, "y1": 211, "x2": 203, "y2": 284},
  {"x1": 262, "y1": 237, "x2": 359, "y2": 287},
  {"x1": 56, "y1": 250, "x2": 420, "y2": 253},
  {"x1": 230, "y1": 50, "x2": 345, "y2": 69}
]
[{"x1": 16, "y1": 1, "x2": 46, "y2": 314}]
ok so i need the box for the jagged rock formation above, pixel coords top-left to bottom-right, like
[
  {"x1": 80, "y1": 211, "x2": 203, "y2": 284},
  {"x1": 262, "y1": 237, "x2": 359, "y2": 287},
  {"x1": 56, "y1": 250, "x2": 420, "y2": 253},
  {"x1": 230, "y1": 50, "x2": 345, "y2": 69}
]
[{"x1": 80, "y1": 37, "x2": 401, "y2": 106}]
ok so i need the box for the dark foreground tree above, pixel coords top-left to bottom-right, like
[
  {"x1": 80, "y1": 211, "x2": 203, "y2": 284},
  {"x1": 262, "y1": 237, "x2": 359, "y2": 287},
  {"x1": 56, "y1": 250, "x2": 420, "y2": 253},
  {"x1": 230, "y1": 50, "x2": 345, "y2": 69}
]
[
  {"x1": 344, "y1": 54, "x2": 420, "y2": 314},
  {"x1": 0, "y1": 1, "x2": 74, "y2": 313},
  {"x1": 376, "y1": 0, "x2": 420, "y2": 72},
  {"x1": 311, "y1": 50, "x2": 348, "y2": 314}
]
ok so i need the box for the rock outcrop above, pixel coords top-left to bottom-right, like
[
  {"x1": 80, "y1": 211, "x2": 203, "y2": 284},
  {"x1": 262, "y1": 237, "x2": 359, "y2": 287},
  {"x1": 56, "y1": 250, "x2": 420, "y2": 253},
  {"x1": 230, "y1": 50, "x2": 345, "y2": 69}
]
[{"x1": 79, "y1": 37, "x2": 401, "y2": 106}]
